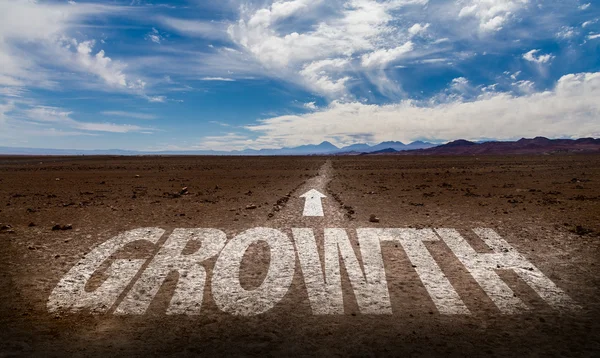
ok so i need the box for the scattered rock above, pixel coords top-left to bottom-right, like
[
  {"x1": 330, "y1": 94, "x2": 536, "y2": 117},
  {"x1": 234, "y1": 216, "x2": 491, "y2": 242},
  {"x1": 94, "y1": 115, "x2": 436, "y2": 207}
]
[
  {"x1": 164, "y1": 192, "x2": 181, "y2": 199},
  {"x1": 52, "y1": 224, "x2": 72, "y2": 231},
  {"x1": 28, "y1": 222, "x2": 36, "y2": 227},
  {"x1": 369, "y1": 215, "x2": 380, "y2": 223},
  {"x1": 0, "y1": 224, "x2": 15, "y2": 234},
  {"x1": 179, "y1": 187, "x2": 189, "y2": 196},
  {"x1": 55, "y1": 178, "x2": 60, "y2": 181},
  {"x1": 245, "y1": 204, "x2": 257, "y2": 210},
  {"x1": 135, "y1": 175, "x2": 140, "y2": 178},
  {"x1": 571, "y1": 225, "x2": 593, "y2": 236}
]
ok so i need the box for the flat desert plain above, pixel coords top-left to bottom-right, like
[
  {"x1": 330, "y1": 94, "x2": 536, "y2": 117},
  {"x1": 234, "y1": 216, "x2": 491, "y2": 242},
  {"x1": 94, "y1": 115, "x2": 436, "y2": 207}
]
[{"x1": 0, "y1": 155, "x2": 599, "y2": 356}]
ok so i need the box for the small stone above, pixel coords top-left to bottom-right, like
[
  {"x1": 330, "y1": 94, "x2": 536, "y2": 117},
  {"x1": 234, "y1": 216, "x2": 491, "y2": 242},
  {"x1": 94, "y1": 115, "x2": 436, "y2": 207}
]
[
  {"x1": 135, "y1": 175, "x2": 140, "y2": 178},
  {"x1": 369, "y1": 215, "x2": 380, "y2": 223},
  {"x1": 179, "y1": 187, "x2": 189, "y2": 195},
  {"x1": 246, "y1": 204, "x2": 257, "y2": 210},
  {"x1": 28, "y1": 222, "x2": 36, "y2": 227},
  {"x1": 55, "y1": 178, "x2": 60, "y2": 181},
  {"x1": 52, "y1": 224, "x2": 61, "y2": 231}
]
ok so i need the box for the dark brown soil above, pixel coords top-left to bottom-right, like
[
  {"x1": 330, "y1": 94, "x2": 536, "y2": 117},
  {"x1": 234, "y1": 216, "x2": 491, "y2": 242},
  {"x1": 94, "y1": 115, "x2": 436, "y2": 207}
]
[{"x1": 0, "y1": 155, "x2": 599, "y2": 357}]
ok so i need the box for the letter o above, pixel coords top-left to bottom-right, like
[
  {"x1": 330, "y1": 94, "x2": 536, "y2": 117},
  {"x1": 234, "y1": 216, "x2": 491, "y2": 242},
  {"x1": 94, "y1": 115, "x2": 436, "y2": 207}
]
[{"x1": 211, "y1": 228, "x2": 295, "y2": 316}]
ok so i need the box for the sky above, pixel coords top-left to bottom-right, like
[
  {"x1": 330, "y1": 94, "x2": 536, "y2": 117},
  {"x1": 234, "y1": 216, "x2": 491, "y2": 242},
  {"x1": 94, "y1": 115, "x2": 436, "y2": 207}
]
[{"x1": 0, "y1": 0, "x2": 599, "y2": 151}]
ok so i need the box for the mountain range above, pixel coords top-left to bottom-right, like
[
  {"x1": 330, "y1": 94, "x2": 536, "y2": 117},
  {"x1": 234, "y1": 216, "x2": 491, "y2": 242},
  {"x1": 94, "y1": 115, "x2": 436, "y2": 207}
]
[
  {"x1": 0, "y1": 137, "x2": 598, "y2": 156},
  {"x1": 389, "y1": 137, "x2": 600, "y2": 156},
  {"x1": 0, "y1": 141, "x2": 435, "y2": 156}
]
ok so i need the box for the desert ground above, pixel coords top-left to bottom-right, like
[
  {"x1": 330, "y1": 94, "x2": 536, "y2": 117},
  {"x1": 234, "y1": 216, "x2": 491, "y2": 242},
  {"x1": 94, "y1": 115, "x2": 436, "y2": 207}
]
[{"x1": 0, "y1": 155, "x2": 599, "y2": 357}]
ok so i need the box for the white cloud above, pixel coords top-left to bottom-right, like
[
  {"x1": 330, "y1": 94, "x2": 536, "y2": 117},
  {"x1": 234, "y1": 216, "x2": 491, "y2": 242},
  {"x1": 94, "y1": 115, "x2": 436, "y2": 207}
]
[
  {"x1": 589, "y1": 33, "x2": 600, "y2": 40},
  {"x1": 582, "y1": 19, "x2": 597, "y2": 27},
  {"x1": 194, "y1": 133, "x2": 257, "y2": 151},
  {"x1": 72, "y1": 40, "x2": 129, "y2": 88},
  {"x1": 408, "y1": 23, "x2": 430, "y2": 36},
  {"x1": 451, "y1": 77, "x2": 470, "y2": 91},
  {"x1": 0, "y1": 0, "x2": 167, "y2": 104},
  {"x1": 158, "y1": 17, "x2": 229, "y2": 40},
  {"x1": 299, "y1": 58, "x2": 351, "y2": 95},
  {"x1": 247, "y1": 0, "x2": 320, "y2": 28},
  {"x1": 0, "y1": 101, "x2": 15, "y2": 126},
  {"x1": 304, "y1": 102, "x2": 317, "y2": 110},
  {"x1": 556, "y1": 26, "x2": 577, "y2": 39},
  {"x1": 579, "y1": 3, "x2": 591, "y2": 10},
  {"x1": 200, "y1": 77, "x2": 236, "y2": 81},
  {"x1": 146, "y1": 28, "x2": 164, "y2": 44},
  {"x1": 101, "y1": 111, "x2": 157, "y2": 120},
  {"x1": 227, "y1": 0, "x2": 430, "y2": 96},
  {"x1": 512, "y1": 80, "x2": 535, "y2": 94},
  {"x1": 458, "y1": 0, "x2": 530, "y2": 32},
  {"x1": 361, "y1": 42, "x2": 414, "y2": 68},
  {"x1": 23, "y1": 106, "x2": 149, "y2": 133},
  {"x1": 523, "y1": 49, "x2": 554, "y2": 64},
  {"x1": 0, "y1": 1, "x2": 124, "y2": 88},
  {"x1": 147, "y1": 95, "x2": 167, "y2": 103},
  {"x1": 209, "y1": 121, "x2": 232, "y2": 127},
  {"x1": 0, "y1": 87, "x2": 26, "y2": 98},
  {"x1": 195, "y1": 71, "x2": 600, "y2": 150}
]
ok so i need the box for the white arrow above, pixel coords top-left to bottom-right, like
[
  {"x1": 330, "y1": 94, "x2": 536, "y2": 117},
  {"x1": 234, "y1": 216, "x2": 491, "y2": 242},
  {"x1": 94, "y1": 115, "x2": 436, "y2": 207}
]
[{"x1": 300, "y1": 189, "x2": 327, "y2": 217}]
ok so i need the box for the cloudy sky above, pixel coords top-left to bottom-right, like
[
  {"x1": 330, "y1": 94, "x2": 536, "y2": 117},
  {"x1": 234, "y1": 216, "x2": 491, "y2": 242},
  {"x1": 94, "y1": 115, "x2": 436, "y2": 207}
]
[{"x1": 1, "y1": 0, "x2": 599, "y2": 151}]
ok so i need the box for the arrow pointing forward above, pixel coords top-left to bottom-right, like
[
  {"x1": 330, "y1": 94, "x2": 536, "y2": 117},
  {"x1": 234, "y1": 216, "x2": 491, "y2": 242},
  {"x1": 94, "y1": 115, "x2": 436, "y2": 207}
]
[{"x1": 300, "y1": 189, "x2": 327, "y2": 217}]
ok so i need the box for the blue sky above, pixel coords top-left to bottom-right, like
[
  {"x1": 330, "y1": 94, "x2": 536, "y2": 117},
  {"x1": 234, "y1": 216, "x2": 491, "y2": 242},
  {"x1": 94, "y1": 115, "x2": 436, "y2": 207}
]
[{"x1": 0, "y1": 0, "x2": 599, "y2": 151}]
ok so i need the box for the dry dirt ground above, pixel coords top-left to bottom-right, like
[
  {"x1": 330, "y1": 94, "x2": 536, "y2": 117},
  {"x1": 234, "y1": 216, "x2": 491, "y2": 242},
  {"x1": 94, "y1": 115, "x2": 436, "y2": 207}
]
[{"x1": 0, "y1": 155, "x2": 599, "y2": 357}]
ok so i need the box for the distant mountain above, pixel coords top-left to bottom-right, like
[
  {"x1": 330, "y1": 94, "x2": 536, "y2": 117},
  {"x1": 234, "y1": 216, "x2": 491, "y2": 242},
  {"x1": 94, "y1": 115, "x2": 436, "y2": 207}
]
[
  {"x1": 361, "y1": 148, "x2": 398, "y2": 155},
  {"x1": 0, "y1": 140, "x2": 435, "y2": 156},
  {"x1": 283, "y1": 141, "x2": 339, "y2": 154},
  {"x1": 367, "y1": 141, "x2": 435, "y2": 152},
  {"x1": 338, "y1": 143, "x2": 372, "y2": 152},
  {"x1": 5, "y1": 138, "x2": 595, "y2": 156},
  {"x1": 391, "y1": 137, "x2": 600, "y2": 156},
  {"x1": 333, "y1": 141, "x2": 435, "y2": 154}
]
